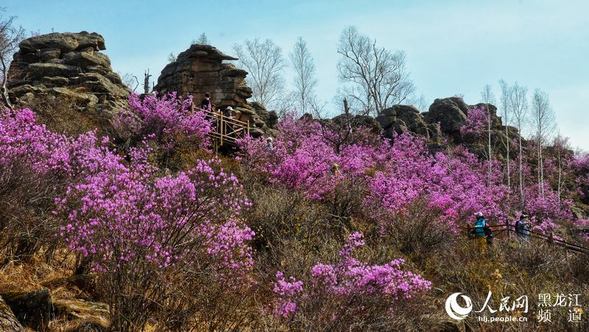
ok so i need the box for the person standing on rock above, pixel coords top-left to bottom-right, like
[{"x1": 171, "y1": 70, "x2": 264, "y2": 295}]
[{"x1": 200, "y1": 93, "x2": 212, "y2": 111}]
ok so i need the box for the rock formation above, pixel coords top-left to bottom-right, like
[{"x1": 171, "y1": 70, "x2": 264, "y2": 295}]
[
  {"x1": 0, "y1": 296, "x2": 23, "y2": 332},
  {"x1": 7, "y1": 32, "x2": 129, "y2": 135},
  {"x1": 376, "y1": 105, "x2": 442, "y2": 143},
  {"x1": 155, "y1": 44, "x2": 274, "y2": 136},
  {"x1": 372, "y1": 96, "x2": 521, "y2": 156}
]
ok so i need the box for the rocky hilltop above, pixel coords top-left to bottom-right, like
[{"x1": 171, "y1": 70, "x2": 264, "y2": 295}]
[
  {"x1": 7, "y1": 32, "x2": 129, "y2": 135},
  {"x1": 374, "y1": 97, "x2": 518, "y2": 155},
  {"x1": 155, "y1": 44, "x2": 275, "y2": 136}
]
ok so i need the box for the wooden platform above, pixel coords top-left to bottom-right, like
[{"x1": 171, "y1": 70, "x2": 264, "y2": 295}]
[{"x1": 191, "y1": 103, "x2": 251, "y2": 148}]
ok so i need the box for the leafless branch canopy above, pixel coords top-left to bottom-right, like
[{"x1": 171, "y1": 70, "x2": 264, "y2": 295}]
[
  {"x1": 121, "y1": 72, "x2": 140, "y2": 92},
  {"x1": 290, "y1": 37, "x2": 318, "y2": 115},
  {"x1": 531, "y1": 89, "x2": 556, "y2": 146},
  {"x1": 337, "y1": 26, "x2": 414, "y2": 116},
  {"x1": 0, "y1": 8, "x2": 25, "y2": 108},
  {"x1": 234, "y1": 38, "x2": 285, "y2": 109}
]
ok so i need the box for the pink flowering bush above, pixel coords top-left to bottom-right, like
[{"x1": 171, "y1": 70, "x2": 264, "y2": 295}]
[
  {"x1": 460, "y1": 106, "x2": 488, "y2": 138},
  {"x1": 273, "y1": 271, "x2": 304, "y2": 318},
  {"x1": 1, "y1": 108, "x2": 255, "y2": 330},
  {"x1": 239, "y1": 116, "x2": 389, "y2": 201},
  {"x1": 0, "y1": 108, "x2": 72, "y2": 174},
  {"x1": 272, "y1": 232, "x2": 431, "y2": 329},
  {"x1": 366, "y1": 137, "x2": 509, "y2": 230},
  {"x1": 572, "y1": 153, "x2": 589, "y2": 203},
  {"x1": 115, "y1": 93, "x2": 211, "y2": 168},
  {"x1": 0, "y1": 108, "x2": 115, "y2": 259},
  {"x1": 523, "y1": 184, "x2": 572, "y2": 234},
  {"x1": 241, "y1": 115, "x2": 577, "y2": 238},
  {"x1": 57, "y1": 156, "x2": 253, "y2": 274},
  {"x1": 55, "y1": 153, "x2": 254, "y2": 329}
]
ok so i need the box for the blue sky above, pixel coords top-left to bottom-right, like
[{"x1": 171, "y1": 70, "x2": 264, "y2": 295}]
[{"x1": 5, "y1": 0, "x2": 589, "y2": 151}]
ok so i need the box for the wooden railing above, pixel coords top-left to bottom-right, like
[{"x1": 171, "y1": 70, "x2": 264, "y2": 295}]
[
  {"x1": 191, "y1": 104, "x2": 250, "y2": 147},
  {"x1": 464, "y1": 223, "x2": 589, "y2": 255}
]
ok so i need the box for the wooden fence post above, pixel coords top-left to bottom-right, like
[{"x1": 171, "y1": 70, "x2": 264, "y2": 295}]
[{"x1": 220, "y1": 113, "x2": 224, "y2": 147}]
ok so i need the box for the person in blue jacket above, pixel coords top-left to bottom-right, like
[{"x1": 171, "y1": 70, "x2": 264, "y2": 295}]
[{"x1": 473, "y1": 212, "x2": 488, "y2": 237}]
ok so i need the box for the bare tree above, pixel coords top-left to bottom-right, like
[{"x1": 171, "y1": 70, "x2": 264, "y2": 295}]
[
  {"x1": 234, "y1": 38, "x2": 285, "y2": 109},
  {"x1": 167, "y1": 52, "x2": 177, "y2": 63},
  {"x1": 531, "y1": 89, "x2": 556, "y2": 198},
  {"x1": 552, "y1": 133, "x2": 569, "y2": 203},
  {"x1": 120, "y1": 73, "x2": 139, "y2": 92},
  {"x1": 290, "y1": 37, "x2": 317, "y2": 114},
  {"x1": 193, "y1": 33, "x2": 209, "y2": 45},
  {"x1": 499, "y1": 80, "x2": 512, "y2": 190},
  {"x1": 481, "y1": 84, "x2": 495, "y2": 185},
  {"x1": 337, "y1": 26, "x2": 414, "y2": 116},
  {"x1": 143, "y1": 69, "x2": 152, "y2": 95},
  {"x1": 410, "y1": 94, "x2": 428, "y2": 112},
  {"x1": 500, "y1": 81, "x2": 528, "y2": 204},
  {"x1": 0, "y1": 8, "x2": 25, "y2": 109}
]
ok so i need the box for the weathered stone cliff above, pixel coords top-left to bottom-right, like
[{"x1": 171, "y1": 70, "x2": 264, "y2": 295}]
[
  {"x1": 7, "y1": 32, "x2": 129, "y2": 135},
  {"x1": 155, "y1": 44, "x2": 274, "y2": 136}
]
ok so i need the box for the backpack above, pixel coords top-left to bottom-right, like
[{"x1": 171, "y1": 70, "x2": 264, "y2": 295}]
[{"x1": 474, "y1": 218, "x2": 486, "y2": 237}]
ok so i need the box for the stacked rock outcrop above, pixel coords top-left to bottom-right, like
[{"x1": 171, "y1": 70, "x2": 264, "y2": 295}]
[
  {"x1": 7, "y1": 32, "x2": 129, "y2": 134},
  {"x1": 155, "y1": 44, "x2": 274, "y2": 136},
  {"x1": 375, "y1": 97, "x2": 520, "y2": 154}
]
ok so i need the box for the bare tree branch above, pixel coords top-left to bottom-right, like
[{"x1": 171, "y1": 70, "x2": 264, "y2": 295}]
[
  {"x1": 337, "y1": 26, "x2": 414, "y2": 116},
  {"x1": 233, "y1": 38, "x2": 285, "y2": 109},
  {"x1": 0, "y1": 8, "x2": 25, "y2": 109},
  {"x1": 531, "y1": 89, "x2": 556, "y2": 198},
  {"x1": 290, "y1": 37, "x2": 318, "y2": 115}
]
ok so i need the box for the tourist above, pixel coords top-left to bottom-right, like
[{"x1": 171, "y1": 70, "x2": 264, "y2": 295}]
[
  {"x1": 200, "y1": 93, "x2": 212, "y2": 111},
  {"x1": 265, "y1": 137, "x2": 274, "y2": 151},
  {"x1": 224, "y1": 106, "x2": 234, "y2": 118},
  {"x1": 515, "y1": 213, "x2": 531, "y2": 241}
]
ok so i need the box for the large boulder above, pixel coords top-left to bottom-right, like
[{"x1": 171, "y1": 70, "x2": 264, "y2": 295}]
[
  {"x1": 155, "y1": 44, "x2": 247, "y2": 109},
  {"x1": 7, "y1": 32, "x2": 129, "y2": 136},
  {"x1": 1, "y1": 288, "x2": 52, "y2": 331},
  {"x1": 0, "y1": 296, "x2": 23, "y2": 332},
  {"x1": 53, "y1": 299, "x2": 110, "y2": 330},
  {"x1": 424, "y1": 97, "x2": 469, "y2": 135},
  {"x1": 18, "y1": 32, "x2": 105, "y2": 53},
  {"x1": 377, "y1": 105, "x2": 441, "y2": 143},
  {"x1": 155, "y1": 44, "x2": 272, "y2": 137}
]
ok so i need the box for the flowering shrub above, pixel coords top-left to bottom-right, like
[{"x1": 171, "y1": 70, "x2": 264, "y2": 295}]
[
  {"x1": 0, "y1": 108, "x2": 117, "y2": 259},
  {"x1": 115, "y1": 92, "x2": 211, "y2": 152},
  {"x1": 54, "y1": 145, "x2": 254, "y2": 329},
  {"x1": 0, "y1": 108, "x2": 71, "y2": 174},
  {"x1": 1, "y1": 108, "x2": 254, "y2": 329},
  {"x1": 523, "y1": 184, "x2": 572, "y2": 234},
  {"x1": 239, "y1": 116, "x2": 389, "y2": 200},
  {"x1": 272, "y1": 232, "x2": 431, "y2": 325},
  {"x1": 367, "y1": 137, "x2": 509, "y2": 229},
  {"x1": 460, "y1": 106, "x2": 488, "y2": 138},
  {"x1": 572, "y1": 153, "x2": 589, "y2": 203},
  {"x1": 56, "y1": 156, "x2": 254, "y2": 278},
  {"x1": 273, "y1": 272, "x2": 304, "y2": 317},
  {"x1": 311, "y1": 232, "x2": 431, "y2": 297}
]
